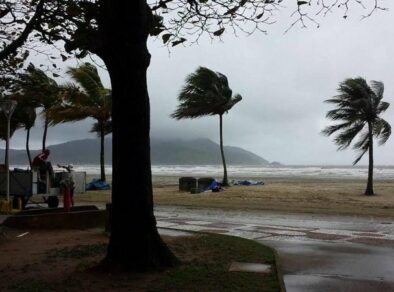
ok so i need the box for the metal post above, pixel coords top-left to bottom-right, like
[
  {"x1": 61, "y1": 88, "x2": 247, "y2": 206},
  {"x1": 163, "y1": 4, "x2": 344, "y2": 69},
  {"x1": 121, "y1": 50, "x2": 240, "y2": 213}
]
[
  {"x1": 6, "y1": 115, "x2": 10, "y2": 202},
  {"x1": 0, "y1": 100, "x2": 17, "y2": 203}
]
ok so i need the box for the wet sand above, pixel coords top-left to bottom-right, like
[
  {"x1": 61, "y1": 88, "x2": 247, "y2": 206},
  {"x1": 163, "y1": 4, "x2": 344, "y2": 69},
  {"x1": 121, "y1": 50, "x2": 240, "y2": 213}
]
[{"x1": 78, "y1": 175, "x2": 394, "y2": 218}]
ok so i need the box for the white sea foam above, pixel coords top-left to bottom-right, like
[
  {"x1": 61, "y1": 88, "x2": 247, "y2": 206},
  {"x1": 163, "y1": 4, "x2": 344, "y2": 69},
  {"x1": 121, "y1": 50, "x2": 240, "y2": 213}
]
[
  {"x1": 149, "y1": 165, "x2": 394, "y2": 179},
  {"x1": 11, "y1": 164, "x2": 394, "y2": 179}
]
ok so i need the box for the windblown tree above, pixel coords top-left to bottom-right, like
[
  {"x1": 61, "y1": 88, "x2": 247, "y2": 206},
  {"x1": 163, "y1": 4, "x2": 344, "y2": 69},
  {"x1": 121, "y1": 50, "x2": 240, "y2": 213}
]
[
  {"x1": 172, "y1": 67, "x2": 242, "y2": 186},
  {"x1": 21, "y1": 106, "x2": 37, "y2": 167},
  {"x1": 17, "y1": 64, "x2": 62, "y2": 152},
  {"x1": 0, "y1": 0, "x2": 386, "y2": 271},
  {"x1": 322, "y1": 78, "x2": 391, "y2": 196},
  {"x1": 48, "y1": 63, "x2": 111, "y2": 182},
  {"x1": 15, "y1": 100, "x2": 37, "y2": 167}
]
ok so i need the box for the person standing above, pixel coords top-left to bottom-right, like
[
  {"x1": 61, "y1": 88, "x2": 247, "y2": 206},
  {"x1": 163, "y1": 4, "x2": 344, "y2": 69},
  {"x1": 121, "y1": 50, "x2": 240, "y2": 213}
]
[{"x1": 32, "y1": 149, "x2": 54, "y2": 187}]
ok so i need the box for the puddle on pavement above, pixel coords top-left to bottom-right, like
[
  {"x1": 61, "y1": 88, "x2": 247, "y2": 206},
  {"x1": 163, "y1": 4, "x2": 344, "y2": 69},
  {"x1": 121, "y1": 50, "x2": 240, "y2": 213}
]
[
  {"x1": 184, "y1": 220, "x2": 212, "y2": 225},
  {"x1": 158, "y1": 228, "x2": 192, "y2": 237},
  {"x1": 157, "y1": 221, "x2": 178, "y2": 228},
  {"x1": 229, "y1": 261, "x2": 271, "y2": 273},
  {"x1": 227, "y1": 230, "x2": 272, "y2": 240}
]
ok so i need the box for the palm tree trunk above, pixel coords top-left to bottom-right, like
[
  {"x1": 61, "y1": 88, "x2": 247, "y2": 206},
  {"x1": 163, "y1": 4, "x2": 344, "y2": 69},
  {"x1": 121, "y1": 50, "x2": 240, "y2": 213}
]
[
  {"x1": 98, "y1": 0, "x2": 178, "y2": 271},
  {"x1": 365, "y1": 122, "x2": 374, "y2": 195},
  {"x1": 26, "y1": 128, "x2": 32, "y2": 168},
  {"x1": 219, "y1": 114, "x2": 229, "y2": 186},
  {"x1": 42, "y1": 115, "x2": 48, "y2": 152},
  {"x1": 100, "y1": 121, "x2": 106, "y2": 182}
]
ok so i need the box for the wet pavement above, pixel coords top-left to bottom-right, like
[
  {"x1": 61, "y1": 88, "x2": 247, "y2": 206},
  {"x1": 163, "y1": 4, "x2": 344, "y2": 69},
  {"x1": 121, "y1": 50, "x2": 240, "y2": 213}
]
[{"x1": 155, "y1": 206, "x2": 394, "y2": 292}]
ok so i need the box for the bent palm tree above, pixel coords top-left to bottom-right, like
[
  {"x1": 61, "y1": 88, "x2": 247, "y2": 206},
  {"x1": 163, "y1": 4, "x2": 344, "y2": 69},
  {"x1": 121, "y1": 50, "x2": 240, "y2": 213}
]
[
  {"x1": 172, "y1": 67, "x2": 242, "y2": 186},
  {"x1": 48, "y1": 63, "x2": 111, "y2": 182},
  {"x1": 322, "y1": 77, "x2": 391, "y2": 196},
  {"x1": 17, "y1": 104, "x2": 37, "y2": 167},
  {"x1": 10, "y1": 92, "x2": 39, "y2": 167},
  {"x1": 17, "y1": 64, "x2": 62, "y2": 152}
]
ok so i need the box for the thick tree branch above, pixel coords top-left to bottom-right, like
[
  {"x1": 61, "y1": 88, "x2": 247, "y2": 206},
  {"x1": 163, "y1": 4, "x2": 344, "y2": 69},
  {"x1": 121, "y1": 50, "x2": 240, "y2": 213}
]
[{"x1": 0, "y1": 0, "x2": 46, "y2": 61}]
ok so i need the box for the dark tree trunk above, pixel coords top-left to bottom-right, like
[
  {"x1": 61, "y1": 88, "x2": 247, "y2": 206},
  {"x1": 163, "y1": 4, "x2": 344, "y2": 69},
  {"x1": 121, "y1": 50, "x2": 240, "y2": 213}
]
[
  {"x1": 42, "y1": 116, "x2": 48, "y2": 152},
  {"x1": 99, "y1": 121, "x2": 106, "y2": 182},
  {"x1": 365, "y1": 122, "x2": 374, "y2": 196},
  {"x1": 219, "y1": 114, "x2": 229, "y2": 186},
  {"x1": 26, "y1": 128, "x2": 32, "y2": 168},
  {"x1": 97, "y1": 0, "x2": 178, "y2": 271}
]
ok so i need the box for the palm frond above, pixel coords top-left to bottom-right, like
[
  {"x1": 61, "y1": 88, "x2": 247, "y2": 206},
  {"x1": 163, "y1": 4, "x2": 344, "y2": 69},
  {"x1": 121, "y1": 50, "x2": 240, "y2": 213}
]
[
  {"x1": 44, "y1": 63, "x2": 112, "y2": 127},
  {"x1": 0, "y1": 96, "x2": 23, "y2": 139},
  {"x1": 16, "y1": 63, "x2": 61, "y2": 108},
  {"x1": 172, "y1": 66, "x2": 241, "y2": 119},
  {"x1": 353, "y1": 130, "x2": 369, "y2": 150},
  {"x1": 352, "y1": 130, "x2": 370, "y2": 165},
  {"x1": 67, "y1": 63, "x2": 105, "y2": 104},
  {"x1": 376, "y1": 101, "x2": 389, "y2": 115},
  {"x1": 373, "y1": 118, "x2": 391, "y2": 145},
  {"x1": 321, "y1": 121, "x2": 353, "y2": 136},
  {"x1": 323, "y1": 77, "x2": 391, "y2": 156},
  {"x1": 370, "y1": 80, "x2": 384, "y2": 99},
  {"x1": 47, "y1": 105, "x2": 99, "y2": 125},
  {"x1": 353, "y1": 148, "x2": 368, "y2": 165},
  {"x1": 326, "y1": 108, "x2": 361, "y2": 121},
  {"x1": 334, "y1": 123, "x2": 365, "y2": 150},
  {"x1": 90, "y1": 120, "x2": 112, "y2": 137}
]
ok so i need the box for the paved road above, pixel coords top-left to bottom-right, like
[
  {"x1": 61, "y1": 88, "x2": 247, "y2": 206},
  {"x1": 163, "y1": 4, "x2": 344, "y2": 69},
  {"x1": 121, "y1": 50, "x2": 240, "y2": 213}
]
[{"x1": 155, "y1": 206, "x2": 394, "y2": 292}]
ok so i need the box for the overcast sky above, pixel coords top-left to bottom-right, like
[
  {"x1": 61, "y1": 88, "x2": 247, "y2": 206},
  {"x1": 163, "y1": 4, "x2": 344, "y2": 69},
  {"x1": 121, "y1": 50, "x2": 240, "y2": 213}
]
[{"x1": 2, "y1": 2, "x2": 394, "y2": 165}]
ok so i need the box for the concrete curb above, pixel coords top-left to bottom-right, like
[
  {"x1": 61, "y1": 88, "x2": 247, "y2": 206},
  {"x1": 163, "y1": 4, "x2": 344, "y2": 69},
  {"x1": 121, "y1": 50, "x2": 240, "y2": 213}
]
[
  {"x1": 272, "y1": 248, "x2": 287, "y2": 292},
  {"x1": 15, "y1": 205, "x2": 99, "y2": 215},
  {"x1": 3, "y1": 209, "x2": 105, "y2": 229}
]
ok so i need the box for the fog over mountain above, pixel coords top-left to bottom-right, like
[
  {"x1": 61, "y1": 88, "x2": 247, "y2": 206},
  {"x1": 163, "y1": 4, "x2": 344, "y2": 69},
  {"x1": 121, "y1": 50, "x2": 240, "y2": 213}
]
[{"x1": 0, "y1": 137, "x2": 270, "y2": 166}]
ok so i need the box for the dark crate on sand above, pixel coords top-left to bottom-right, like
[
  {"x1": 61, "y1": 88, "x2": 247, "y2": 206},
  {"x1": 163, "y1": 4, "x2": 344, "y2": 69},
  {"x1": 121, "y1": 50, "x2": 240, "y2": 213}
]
[
  {"x1": 197, "y1": 177, "x2": 215, "y2": 190},
  {"x1": 179, "y1": 177, "x2": 197, "y2": 191}
]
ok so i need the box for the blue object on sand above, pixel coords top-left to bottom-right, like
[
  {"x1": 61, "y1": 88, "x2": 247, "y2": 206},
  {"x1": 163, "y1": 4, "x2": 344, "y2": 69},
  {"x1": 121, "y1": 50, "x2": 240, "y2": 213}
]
[
  {"x1": 203, "y1": 180, "x2": 223, "y2": 192},
  {"x1": 86, "y1": 178, "x2": 110, "y2": 190},
  {"x1": 234, "y1": 180, "x2": 264, "y2": 186}
]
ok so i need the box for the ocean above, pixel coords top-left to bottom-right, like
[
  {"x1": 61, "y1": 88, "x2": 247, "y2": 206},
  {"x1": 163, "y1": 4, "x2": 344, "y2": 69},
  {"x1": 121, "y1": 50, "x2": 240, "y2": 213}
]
[{"x1": 12, "y1": 164, "x2": 393, "y2": 180}]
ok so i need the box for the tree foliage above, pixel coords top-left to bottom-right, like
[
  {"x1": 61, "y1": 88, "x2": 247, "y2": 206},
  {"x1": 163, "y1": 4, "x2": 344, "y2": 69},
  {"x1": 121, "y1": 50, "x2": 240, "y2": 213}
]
[
  {"x1": 48, "y1": 63, "x2": 111, "y2": 126},
  {"x1": 322, "y1": 77, "x2": 391, "y2": 165},
  {"x1": 172, "y1": 66, "x2": 242, "y2": 119},
  {"x1": 48, "y1": 62, "x2": 111, "y2": 181},
  {"x1": 0, "y1": 1, "x2": 387, "y2": 68},
  {"x1": 15, "y1": 63, "x2": 63, "y2": 150},
  {"x1": 0, "y1": 96, "x2": 22, "y2": 140}
]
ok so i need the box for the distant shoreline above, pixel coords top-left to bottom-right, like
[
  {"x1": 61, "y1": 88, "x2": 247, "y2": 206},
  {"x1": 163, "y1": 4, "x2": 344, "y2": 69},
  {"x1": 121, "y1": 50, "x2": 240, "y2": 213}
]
[{"x1": 10, "y1": 164, "x2": 394, "y2": 180}]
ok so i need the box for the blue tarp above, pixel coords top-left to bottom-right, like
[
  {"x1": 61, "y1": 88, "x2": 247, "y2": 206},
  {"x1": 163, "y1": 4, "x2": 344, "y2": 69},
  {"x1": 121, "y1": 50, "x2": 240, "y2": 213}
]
[
  {"x1": 204, "y1": 180, "x2": 223, "y2": 192},
  {"x1": 233, "y1": 180, "x2": 264, "y2": 186},
  {"x1": 86, "y1": 179, "x2": 110, "y2": 190}
]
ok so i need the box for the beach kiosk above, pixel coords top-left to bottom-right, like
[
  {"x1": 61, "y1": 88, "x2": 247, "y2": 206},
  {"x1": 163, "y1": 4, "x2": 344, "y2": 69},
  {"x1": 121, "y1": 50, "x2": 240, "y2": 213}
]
[{"x1": 0, "y1": 166, "x2": 86, "y2": 209}]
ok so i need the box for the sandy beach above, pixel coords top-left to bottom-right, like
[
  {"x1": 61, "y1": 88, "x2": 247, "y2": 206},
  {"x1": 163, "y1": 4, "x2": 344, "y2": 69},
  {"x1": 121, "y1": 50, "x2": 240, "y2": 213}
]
[{"x1": 77, "y1": 175, "x2": 394, "y2": 218}]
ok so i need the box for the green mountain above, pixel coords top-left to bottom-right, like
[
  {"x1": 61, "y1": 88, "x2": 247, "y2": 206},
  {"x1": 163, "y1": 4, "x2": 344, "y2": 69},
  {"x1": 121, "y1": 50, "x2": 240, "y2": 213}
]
[
  {"x1": 0, "y1": 137, "x2": 269, "y2": 166},
  {"x1": 151, "y1": 138, "x2": 268, "y2": 165}
]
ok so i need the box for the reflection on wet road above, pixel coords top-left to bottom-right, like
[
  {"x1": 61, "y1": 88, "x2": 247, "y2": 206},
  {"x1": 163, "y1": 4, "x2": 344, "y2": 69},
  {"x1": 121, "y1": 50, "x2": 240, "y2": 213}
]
[{"x1": 155, "y1": 206, "x2": 394, "y2": 292}]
